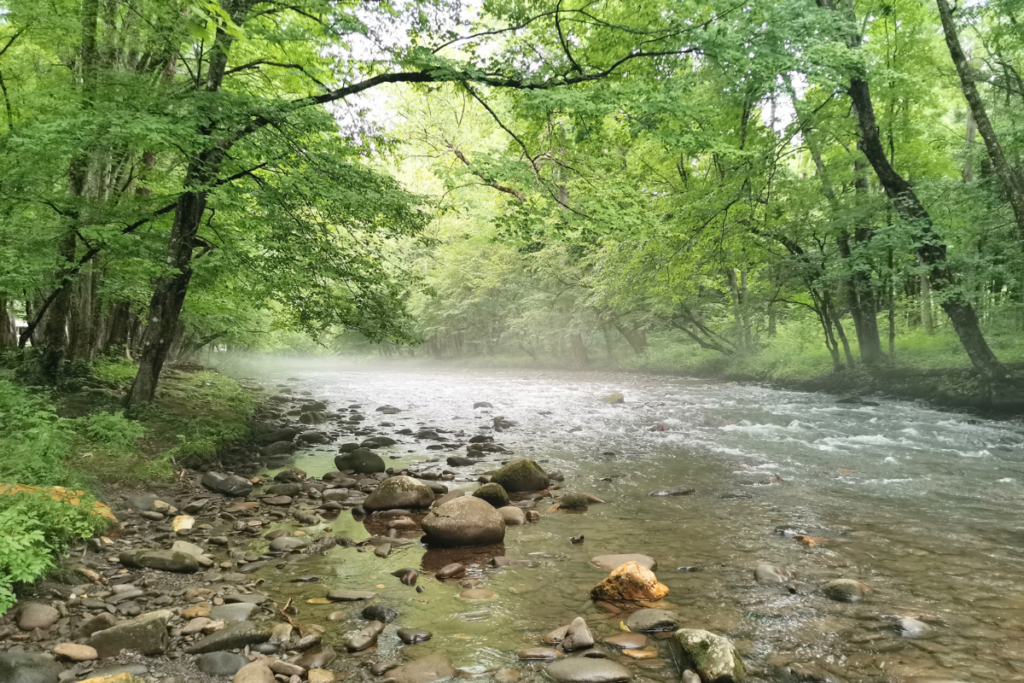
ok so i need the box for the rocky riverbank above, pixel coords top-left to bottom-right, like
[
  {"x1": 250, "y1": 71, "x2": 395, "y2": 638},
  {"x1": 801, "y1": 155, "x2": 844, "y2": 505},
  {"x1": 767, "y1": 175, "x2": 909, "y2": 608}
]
[{"x1": 0, "y1": 379, "x2": 974, "y2": 683}]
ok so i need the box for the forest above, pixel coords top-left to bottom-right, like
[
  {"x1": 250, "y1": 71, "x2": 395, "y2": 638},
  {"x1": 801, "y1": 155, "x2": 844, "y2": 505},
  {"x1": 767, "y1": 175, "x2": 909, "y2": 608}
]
[{"x1": 2, "y1": 0, "x2": 1024, "y2": 401}]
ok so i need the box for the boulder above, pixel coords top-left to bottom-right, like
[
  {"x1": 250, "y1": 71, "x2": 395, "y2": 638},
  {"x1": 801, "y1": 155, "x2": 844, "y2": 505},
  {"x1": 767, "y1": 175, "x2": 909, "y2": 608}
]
[
  {"x1": 362, "y1": 604, "x2": 399, "y2": 623},
  {"x1": 364, "y1": 476, "x2": 434, "y2": 511},
  {"x1": 0, "y1": 651, "x2": 62, "y2": 683},
  {"x1": 186, "y1": 620, "x2": 273, "y2": 653},
  {"x1": 491, "y1": 458, "x2": 549, "y2": 493},
  {"x1": 387, "y1": 653, "x2": 457, "y2": 683},
  {"x1": 87, "y1": 610, "x2": 172, "y2": 657},
  {"x1": 421, "y1": 495, "x2": 505, "y2": 547},
  {"x1": 118, "y1": 549, "x2": 198, "y2": 573},
  {"x1": 201, "y1": 471, "x2": 253, "y2": 497},
  {"x1": 590, "y1": 562, "x2": 669, "y2": 601},
  {"x1": 17, "y1": 603, "x2": 60, "y2": 631},
  {"x1": 546, "y1": 658, "x2": 631, "y2": 683},
  {"x1": 590, "y1": 554, "x2": 657, "y2": 572},
  {"x1": 669, "y1": 629, "x2": 746, "y2": 683},
  {"x1": 334, "y1": 448, "x2": 385, "y2": 475},
  {"x1": 298, "y1": 432, "x2": 331, "y2": 445},
  {"x1": 559, "y1": 493, "x2": 589, "y2": 511},
  {"x1": 499, "y1": 506, "x2": 526, "y2": 526},
  {"x1": 603, "y1": 393, "x2": 625, "y2": 404},
  {"x1": 473, "y1": 482, "x2": 510, "y2": 508}
]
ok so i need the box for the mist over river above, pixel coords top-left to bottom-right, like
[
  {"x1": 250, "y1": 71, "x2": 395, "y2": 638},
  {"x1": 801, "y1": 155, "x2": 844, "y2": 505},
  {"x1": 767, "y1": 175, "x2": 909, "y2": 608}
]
[{"x1": 230, "y1": 361, "x2": 1024, "y2": 683}]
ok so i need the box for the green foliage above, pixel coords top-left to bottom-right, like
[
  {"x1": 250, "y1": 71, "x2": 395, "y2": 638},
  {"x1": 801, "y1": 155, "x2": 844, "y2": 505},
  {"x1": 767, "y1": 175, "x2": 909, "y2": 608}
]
[
  {"x1": 78, "y1": 411, "x2": 146, "y2": 448},
  {"x1": 0, "y1": 492, "x2": 109, "y2": 614},
  {"x1": 91, "y1": 358, "x2": 140, "y2": 387},
  {"x1": 0, "y1": 379, "x2": 71, "y2": 487}
]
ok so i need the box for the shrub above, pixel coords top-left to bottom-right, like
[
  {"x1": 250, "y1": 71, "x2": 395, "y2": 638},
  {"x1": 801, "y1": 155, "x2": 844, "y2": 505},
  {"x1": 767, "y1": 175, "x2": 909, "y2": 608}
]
[
  {"x1": 79, "y1": 411, "x2": 146, "y2": 448},
  {"x1": 0, "y1": 378, "x2": 70, "y2": 486}
]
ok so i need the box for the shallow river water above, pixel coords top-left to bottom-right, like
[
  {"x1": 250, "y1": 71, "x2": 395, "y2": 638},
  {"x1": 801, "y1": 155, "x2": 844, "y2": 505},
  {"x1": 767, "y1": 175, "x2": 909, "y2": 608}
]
[{"x1": 238, "y1": 363, "x2": 1024, "y2": 683}]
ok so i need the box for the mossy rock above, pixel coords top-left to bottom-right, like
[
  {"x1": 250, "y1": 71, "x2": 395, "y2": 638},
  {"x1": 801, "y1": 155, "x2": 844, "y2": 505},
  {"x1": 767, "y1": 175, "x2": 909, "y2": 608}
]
[
  {"x1": 670, "y1": 629, "x2": 746, "y2": 683},
  {"x1": 491, "y1": 458, "x2": 549, "y2": 493},
  {"x1": 364, "y1": 475, "x2": 435, "y2": 511},
  {"x1": 603, "y1": 393, "x2": 625, "y2": 404},
  {"x1": 473, "y1": 482, "x2": 509, "y2": 508},
  {"x1": 559, "y1": 493, "x2": 590, "y2": 511}
]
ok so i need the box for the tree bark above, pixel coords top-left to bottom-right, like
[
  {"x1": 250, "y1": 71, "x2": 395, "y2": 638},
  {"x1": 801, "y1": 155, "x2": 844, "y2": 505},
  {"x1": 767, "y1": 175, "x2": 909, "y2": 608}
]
[
  {"x1": 0, "y1": 298, "x2": 15, "y2": 348},
  {"x1": 937, "y1": 0, "x2": 1024, "y2": 241}
]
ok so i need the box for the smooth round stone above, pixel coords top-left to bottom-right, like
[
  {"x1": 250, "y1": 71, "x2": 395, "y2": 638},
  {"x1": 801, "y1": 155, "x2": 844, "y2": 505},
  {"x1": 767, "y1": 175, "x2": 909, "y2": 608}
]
[
  {"x1": 459, "y1": 588, "x2": 495, "y2": 600},
  {"x1": 387, "y1": 653, "x2": 457, "y2": 683},
  {"x1": 624, "y1": 609, "x2": 679, "y2": 633},
  {"x1": 897, "y1": 617, "x2": 930, "y2": 637},
  {"x1": 546, "y1": 657, "x2": 632, "y2": 683},
  {"x1": 197, "y1": 652, "x2": 249, "y2": 676},
  {"x1": 397, "y1": 628, "x2": 432, "y2": 644},
  {"x1": 603, "y1": 633, "x2": 648, "y2": 650},
  {"x1": 518, "y1": 648, "x2": 564, "y2": 661},
  {"x1": 754, "y1": 564, "x2": 790, "y2": 583},
  {"x1": 499, "y1": 506, "x2": 526, "y2": 526},
  {"x1": 17, "y1": 603, "x2": 60, "y2": 631},
  {"x1": 262, "y1": 495, "x2": 293, "y2": 506},
  {"x1": 824, "y1": 579, "x2": 869, "y2": 603},
  {"x1": 327, "y1": 611, "x2": 347, "y2": 622},
  {"x1": 590, "y1": 555, "x2": 657, "y2": 572},
  {"x1": 53, "y1": 643, "x2": 97, "y2": 661}
]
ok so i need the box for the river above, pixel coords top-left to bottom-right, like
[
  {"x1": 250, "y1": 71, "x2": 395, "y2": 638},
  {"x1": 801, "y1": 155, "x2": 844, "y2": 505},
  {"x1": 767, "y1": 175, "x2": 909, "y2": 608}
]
[{"x1": 233, "y1": 363, "x2": 1024, "y2": 683}]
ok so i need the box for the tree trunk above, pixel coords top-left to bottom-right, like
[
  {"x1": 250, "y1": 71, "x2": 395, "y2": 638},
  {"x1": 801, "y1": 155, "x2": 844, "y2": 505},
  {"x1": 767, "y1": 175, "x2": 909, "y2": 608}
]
[
  {"x1": 125, "y1": 0, "x2": 251, "y2": 407},
  {"x1": 37, "y1": 231, "x2": 77, "y2": 380},
  {"x1": 0, "y1": 297, "x2": 15, "y2": 348},
  {"x1": 614, "y1": 323, "x2": 648, "y2": 355},
  {"x1": 919, "y1": 265, "x2": 935, "y2": 335},
  {"x1": 937, "y1": 0, "x2": 1024, "y2": 241},
  {"x1": 963, "y1": 109, "x2": 976, "y2": 183},
  {"x1": 569, "y1": 332, "x2": 590, "y2": 367}
]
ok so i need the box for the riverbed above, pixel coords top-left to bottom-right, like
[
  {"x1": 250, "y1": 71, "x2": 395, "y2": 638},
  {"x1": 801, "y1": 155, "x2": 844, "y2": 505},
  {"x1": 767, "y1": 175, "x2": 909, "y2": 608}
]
[{"x1": 242, "y1": 363, "x2": 1024, "y2": 683}]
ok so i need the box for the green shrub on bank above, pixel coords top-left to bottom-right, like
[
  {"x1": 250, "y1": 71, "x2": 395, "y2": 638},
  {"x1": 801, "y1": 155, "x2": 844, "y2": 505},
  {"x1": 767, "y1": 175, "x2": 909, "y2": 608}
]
[
  {"x1": 0, "y1": 492, "x2": 108, "y2": 613},
  {"x1": 0, "y1": 378, "x2": 71, "y2": 487}
]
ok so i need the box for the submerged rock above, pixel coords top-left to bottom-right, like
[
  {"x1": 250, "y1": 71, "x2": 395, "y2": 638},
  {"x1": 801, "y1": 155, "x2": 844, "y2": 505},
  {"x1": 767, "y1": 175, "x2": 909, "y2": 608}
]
[
  {"x1": 824, "y1": 579, "x2": 870, "y2": 603},
  {"x1": 364, "y1": 476, "x2": 434, "y2": 511},
  {"x1": 491, "y1": 458, "x2": 549, "y2": 493},
  {"x1": 559, "y1": 493, "x2": 590, "y2": 511},
  {"x1": 590, "y1": 561, "x2": 669, "y2": 601},
  {"x1": 591, "y1": 554, "x2": 657, "y2": 572},
  {"x1": 334, "y1": 448, "x2": 386, "y2": 474},
  {"x1": 754, "y1": 564, "x2": 791, "y2": 584},
  {"x1": 669, "y1": 629, "x2": 746, "y2": 683},
  {"x1": 421, "y1": 495, "x2": 505, "y2": 547},
  {"x1": 546, "y1": 658, "x2": 631, "y2": 683},
  {"x1": 648, "y1": 486, "x2": 695, "y2": 497},
  {"x1": 387, "y1": 653, "x2": 457, "y2": 683}
]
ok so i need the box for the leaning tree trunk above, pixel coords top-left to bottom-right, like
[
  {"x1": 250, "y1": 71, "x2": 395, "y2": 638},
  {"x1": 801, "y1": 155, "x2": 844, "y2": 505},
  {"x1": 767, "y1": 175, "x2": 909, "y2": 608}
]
[{"x1": 937, "y1": 0, "x2": 1024, "y2": 242}]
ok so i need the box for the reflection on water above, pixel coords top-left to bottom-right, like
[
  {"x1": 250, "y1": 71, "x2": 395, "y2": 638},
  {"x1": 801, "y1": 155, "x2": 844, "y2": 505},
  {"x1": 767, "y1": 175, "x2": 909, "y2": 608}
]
[{"x1": 237, "y1": 363, "x2": 1024, "y2": 682}]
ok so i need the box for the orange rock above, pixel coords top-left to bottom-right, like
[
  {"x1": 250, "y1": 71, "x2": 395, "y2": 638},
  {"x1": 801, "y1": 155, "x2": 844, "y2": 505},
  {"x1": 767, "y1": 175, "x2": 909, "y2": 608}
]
[{"x1": 590, "y1": 561, "x2": 669, "y2": 601}]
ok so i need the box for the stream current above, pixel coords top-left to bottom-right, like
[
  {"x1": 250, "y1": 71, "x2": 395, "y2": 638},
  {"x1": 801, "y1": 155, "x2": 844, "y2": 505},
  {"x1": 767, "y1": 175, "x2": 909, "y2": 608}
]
[{"x1": 241, "y1": 364, "x2": 1024, "y2": 683}]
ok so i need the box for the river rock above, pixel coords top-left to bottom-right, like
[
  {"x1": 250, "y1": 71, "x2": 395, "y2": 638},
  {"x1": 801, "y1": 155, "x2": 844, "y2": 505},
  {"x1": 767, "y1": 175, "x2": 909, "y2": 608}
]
[
  {"x1": 625, "y1": 609, "x2": 679, "y2": 633},
  {"x1": 604, "y1": 633, "x2": 648, "y2": 649},
  {"x1": 491, "y1": 459, "x2": 549, "y2": 493},
  {"x1": 519, "y1": 648, "x2": 563, "y2": 661},
  {"x1": 603, "y1": 393, "x2": 625, "y2": 404},
  {"x1": 197, "y1": 652, "x2": 249, "y2": 676},
  {"x1": 824, "y1": 579, "x2": 870, "y2": 603},
  {"x1": 18, "y1": 603, "x2": 60, "y2": 631},
  {"x1": 897, "y1": 617, "x2": 930, "y2": 637},
  {"x1": 266, "y1": 483, "x2": 302, "y2": 496},
  {"x1": 327, "y1": 590, "x2": 376, "y2": 601},
  {"x1": 754, "y1": 564, "x2": 791, "y2": 584},
  {"x1": 562, "y1": 617, "x2": 595, "y2": 651},
  {"x1": 202, "y1": 471, "x2": 254, "y2": 497},
  {"x1": 53, "y1": 643, "x2": 97, "y2": 661},
  {"x1": 590, "y1": 561, "x2": 669, "y2": 601},
  {"x1": 546, "y1": 658, "x2": 631, "y2": 683},
  {"x1": 499, "y1": 506, "x2": 526, "y2": 526},
  {"x1": 299, "y1": 432, "x2": 331, "y2": 445},
  {"x1": 559, "y1": 493, "x2": 589, "y2": 511},
  {"x1": 186, "y1": 620, "x2": 272, "y2": 653},
  {"x1": 269, "y1": 661, "x2": 305, "y2": 677},
  {"x1": 362, "y1": 604, "x2": 398, "y2": 623},
  {"x1": 397, "y1": 628, "x2": 432, "y2": 644},
  {"x1": 260, "y1": 441, "x2": 297, "y2": 458},
  {"x1": 648, "y1": 486, "x2": 695, "y2": 497},
  {"x1": 436, "y1": 563, "x2": 466, "y2": 579},
  {"x1": 75, "y1": 612, "x2": 118, "y2": 638},
  {"x1": 119, "y1": 549, "x2": 199, "y2": 573},
  {"x1": 387, "y1": 653, "x2": 457, "y2": 683},
  {"x1": 0, "y1": 651, "x2": 62, "y2": 683},
  {"x1": 334, "y1": 448, "x2": 386, "y2": 474},
  {"x1": 231, "y1": 662, "x2": 275, "y2": 683},
  {"x1": 421, "y1": 495, "x2": 505, "y2": 547},
  {"x1": 473, "y1": 483, "x2": 509, "y2": 507},
  {"x1": 670, "y1": 629, "x2": 745, "y2": 683},
  {"x1": 269, "y1": 535, "x2": 310, "y2": 552},
  {"x1": 308, "y1": 671, "x2": 335, "y2": 683},
  {"x1": 447, "y1": 456, "x2": 476, "y2": 467},
  {"x1": 364, "y1": 476, "x2": 434, "y2": 511},
  {"x1": 293, "y1": 645, "x2": 336, "y2": 670},
  {"x1": 210, "y1": 603, "x2": 256, "y2": 622},
  {"x1": 87, "y1": 609, "x2": 172, "y2": 657},
  {"x1": 344, "y1": 624, "x2": 380, "y2": 652},
  {"x1": 591, "y1": 554, "x2": 657, "y2": 572}
]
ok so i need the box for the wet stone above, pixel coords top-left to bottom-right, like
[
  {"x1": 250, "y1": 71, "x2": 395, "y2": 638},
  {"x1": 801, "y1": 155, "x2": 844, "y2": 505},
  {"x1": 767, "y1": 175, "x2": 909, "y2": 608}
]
[
  {"x1": 362, "y1": 604, "x2": 399, "y2": 623},
  {"x1": 294, "y1": 645, "x2": 337, "y2": 670},
  {"x1": 387, "y1": 653, "x2": 457, "y2": 683},
  {"x1": 824, "y1": 579, "x2": 870, "y2": 603},
  {"x1": 209, "y1": 602, "x2": 257, "y2": 622},
  {"x1": 625, "y1": 609, "x2": 679, "y2": 633},
  {"x1": 754, "y1": 564, "x2": 791, "y2": 584},
  {"x1": 519, "y1": 648, "x2": 564, "y2": 661},
  {"x1": 604, "y1": 633, "x2": 648, "y2": 650},
  {"x1": 396, "y1": 628, "x2": 432, "y2": 644},
  {"x1": 562, "y1": 617, "x2": 595, "y2": 652},
  {"x1": 545, "y1": 658, "x2": 631, "y2": 683},
  {"x1": 590, "y1": 555, "x2": 657, "y2": 572}
]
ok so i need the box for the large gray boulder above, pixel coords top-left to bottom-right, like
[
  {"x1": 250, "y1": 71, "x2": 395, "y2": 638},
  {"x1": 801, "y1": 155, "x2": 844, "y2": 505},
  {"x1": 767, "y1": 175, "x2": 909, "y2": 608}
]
[
  {"x1": 87, "y1": 610, "x2": 172, "y2": 657},
  {"x1": 201, "y1": 471, "x2": 253, "y2": 497},
  {"x1": 334, "y1": 448, "x2": 385, "y2": 474},
  {"x1": 421, "y1": 495, "x2": 505, "y2": 547},
  {"x1": 669, "y1": 629, "x2": 746, "y2": 683},
  {"x1": 0, "y1": 652, "x2": 62, "y2": 683},
  {"x1": 491, "y1": 458, "x2": 549, "y2": 493},
  {"x1": 364, "y1": 476, "x2": 434, "y2": 511}
]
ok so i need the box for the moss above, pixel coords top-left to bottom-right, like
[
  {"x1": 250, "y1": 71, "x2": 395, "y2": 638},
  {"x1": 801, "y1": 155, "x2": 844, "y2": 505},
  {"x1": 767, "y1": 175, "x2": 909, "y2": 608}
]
[
  {"x1": 559, "y1": 493, "x2": 589, "y2": 511},
  {"x1": 491, "y1": 458, "x2": 549, "y2": 493},
  {"x1": 473, "y1": 482, "x2": 509, "y2": 507}
]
